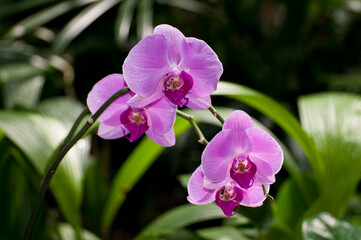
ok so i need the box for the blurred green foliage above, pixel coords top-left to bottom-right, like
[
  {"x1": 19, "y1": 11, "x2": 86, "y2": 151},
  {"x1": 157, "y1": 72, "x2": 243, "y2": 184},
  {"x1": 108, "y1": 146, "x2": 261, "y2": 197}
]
[{"x1": 1, "y1": 0, "x2": 361, "y2": 239}]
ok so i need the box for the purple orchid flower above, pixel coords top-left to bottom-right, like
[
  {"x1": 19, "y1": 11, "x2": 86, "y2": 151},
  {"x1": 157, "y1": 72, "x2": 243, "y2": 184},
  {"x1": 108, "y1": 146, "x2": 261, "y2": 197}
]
[
  {"x1": 201, "y1": 110, "x2": 283, "y2": 188},
  {"x1": 87, "y1": 74, "x2": 176, "y2": 147},
  {"x1": 123, "y1": 24, "x2": 223, "y2": 109},
  {"x1": 187, "y1": 166, "x2": 268, "y2": 217}
]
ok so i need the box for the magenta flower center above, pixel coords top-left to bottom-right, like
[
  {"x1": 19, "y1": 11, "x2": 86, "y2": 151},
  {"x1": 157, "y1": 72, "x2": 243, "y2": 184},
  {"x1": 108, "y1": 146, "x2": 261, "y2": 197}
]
[
  {"x1": 120, "y1": 107, "x2": 149, "y2": 142},
  {"x1": 163, "y1": 70, "x2": 193, "y2": 107},
  {"x1": 230, "y1": 157, "x2": 257, "y2": 189},
  {"x1": 215, "y1": 183, "x2": 243, "y2": 217}
]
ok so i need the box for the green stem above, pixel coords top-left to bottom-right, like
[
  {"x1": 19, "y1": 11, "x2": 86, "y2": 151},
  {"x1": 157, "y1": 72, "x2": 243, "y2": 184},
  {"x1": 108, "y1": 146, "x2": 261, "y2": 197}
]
[
  {"x1": 23, "y1": 87, "x2": 130, "y2": 240},
  {"x1": 58, "y1": 108, "x2": 89, "y2": 153},
  {"x1": 262, "y1": 184, "x2": 274, "y2": 201},
  {"x1": 208, "y1": 106, "x2": 225, "y2": 124},
  {"x1": 177, "y1": 110, "x2": 208, "y2": 145}
]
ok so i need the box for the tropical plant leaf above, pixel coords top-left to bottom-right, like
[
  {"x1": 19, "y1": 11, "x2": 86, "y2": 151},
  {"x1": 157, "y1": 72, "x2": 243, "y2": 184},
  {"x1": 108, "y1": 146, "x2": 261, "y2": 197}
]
[
  {"x1": 273, "y1": 176, "x2": 318, "y2": 236},
  {"x1": 101, "y1": 117, "x2": 190, "y2": 229},
  {"x1": 135, "y1": 204, "x2": 228, "y2": 239},
  {"x1": 2, "y1": 75, "x2": 44, "y2": 109},
  {"x1": 298, "y1": 92, "x2": 361, "y2": 217},
  {"x1": 0, "y1": 0, "x2": 59, "y2": 19},
  {"x1": 0, "y1": 111, "x2": 88, "y2": 233},
  {"x1": 3, "y1": 0, "x2": 97, "y2": 40},
  {"x1": 136, "y1": 0, "x2": 153, "y2": 39},
  {"x1": 52, "y1": 0, "x2": 120, "y2": 54},
  {"x1": 196, "y1": 226, "x2": 250, "y2": 240},
  {"x1": 114, "y1": 0, "x2": 138, "y2": 44},
  {"x1": 156, "y1": 0, "x2": 213, "y2": 14},
  {"x1": 302, "y1": 212, "x2": 361, "y2": 240},
  {"x1": 57, "y1": 223, "x2": 101, "y2": 240}
]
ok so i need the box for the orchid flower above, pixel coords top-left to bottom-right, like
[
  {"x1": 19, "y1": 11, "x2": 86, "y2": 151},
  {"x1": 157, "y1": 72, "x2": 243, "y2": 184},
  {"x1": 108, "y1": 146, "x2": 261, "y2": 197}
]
[
  {"x1": 123, "y1": 24, "x2": 223, "y2": 109},
  {"x1": 187, "y1": 166, "x2": 268, "y2": 217},
  {"x1": 201, "y1": 110, "x2": 283, "y2": 188},
  {"x1": 87, "y1": 74, "x2": 176, "y2": 147}
]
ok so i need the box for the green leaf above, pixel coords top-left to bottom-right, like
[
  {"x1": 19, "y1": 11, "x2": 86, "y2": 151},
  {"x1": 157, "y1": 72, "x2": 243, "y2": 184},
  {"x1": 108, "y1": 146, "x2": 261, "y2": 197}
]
[
  {"x1": 197, "y1": 226, "x2": 250, "y2": 240},
  {"x1": 273, "y1": 176, "x2": 318, "y2": 235},
  {"x1": 0, "y1": 111, "x2": 88, "y2": 232},
  {"x1": 57, "y1": 223, "x2": 101, "y2": 240},
  {"x1": 136, "y1": 0, "x2": 153, "y2": 39},
  {"x1": 101, "y1": 117, "x2": 190, "y2": 229},
  {"x1": 0, "y1": 62, "x2": 45, "y2": 84},
  {"x1": 3, "y1": 0, "x2": 97, "y2": 40},
  {"x1": 2, "y1": 75, "x2": 44, "y2": 109},
  {"x1": 302, "y1": 212, "x2": 361, "y2": 240},
  {"x1": 156, "y1": 0, "x2": 213, "y2": 14},
  {"x1": 52, "y1": 0, "x2": 120, "y2": 54},
  {"x1": 298, "y1": 92, "x2": 361, "y2": 216},
  {"x1": 135, "y1": 204, "x2": 228, "y2": 239},
  {"x1": 37, "y1": 97, "x2": 86, "y2": 127},
  {"x1": 114, "y1": 0, "x2": 138, "y2": 44}
]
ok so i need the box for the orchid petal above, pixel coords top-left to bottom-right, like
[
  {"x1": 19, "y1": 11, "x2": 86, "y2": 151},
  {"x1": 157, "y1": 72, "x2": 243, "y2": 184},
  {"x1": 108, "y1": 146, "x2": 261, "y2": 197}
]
[
  {"x1": 223, "y1": 110, "x2": 254, "y2": 152},
  {"x1": 145, "y1": 97, "x2": 177, "y2": 135},
  {"x1": 246, "y1": 128, "x2": 283, "y2": 175},
  {"x1": 146, "y1": 126, "x2": 175, "y2": 147},
  {"x1": 185, "y1": 94, "x2": 212, "y2": 110},
  {"x1": 87, "y1": 74, "x2": 132, "y2": 125},
  {"x1": 154, "y1": 24, "x2": 185, "y2": 64},
  {"x1": 179, "y1": 37, "x2": 223, "y2": 97},
  {"x1": 187, "y1": 166, "x2": 216, "y2": 205},
  {"x1": 201, "y1": 130, "x2": 235, "y2": 182},
  {"x1": 127, "y1": 81, "x2": 165, "y2": 108},
  {"x1": 123, "y1": 34, "x2": 170, "y2": 97},
  {"x1": 98, "y1": 123, "x2": 127, "y2": 139},
  {"x1": 203, "y1": 175, "x2": 233, "y2": 190},
  {"x1": 240, "y1": 183, "x2": 267, "y2": 207}
]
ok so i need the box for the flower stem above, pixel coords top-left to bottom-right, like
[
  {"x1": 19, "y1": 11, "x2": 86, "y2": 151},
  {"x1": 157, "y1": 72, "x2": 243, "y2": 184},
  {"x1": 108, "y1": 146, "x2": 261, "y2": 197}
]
[
  {"x1": 23, "y1": 87, "x2": 130, "y2": 240},
  {"x1": 208, "y1": 106, "x2": 225, "y2": 124},
  {"x1": 262, "y1": 184, "x2": 274, "y2": 201},
  {"x1": 176, "y1": 110, "x2": 209, "y2": 146}
]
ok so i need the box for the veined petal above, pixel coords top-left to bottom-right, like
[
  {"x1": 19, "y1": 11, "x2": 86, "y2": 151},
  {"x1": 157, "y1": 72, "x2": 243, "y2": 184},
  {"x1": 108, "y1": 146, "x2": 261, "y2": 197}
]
[
  {"x1": 123, "y1": 34, "x2": 170, "y2": 97},
  {"x1": 144, "y1": 97, "x2": 177, "y2": 135},
  {"x1": 87, "y1": 74, "x2": 132, "y2": 125},
  {"x1": 223, "y1": 110, "x2": 254, "y2": 152},
  {"x1": 179, "y1": 37, "x2": 223, "y2": 97},
  {"x1": 187, "y1": 166, "x2": 216, "y2": 205},
  {"x1": 98, "y1": 123, "x2": 127, "y2": 139},
  {"x1": 240, "y1": 183, "x2": 267, "y2": 207},
  {"x1": 185, "y1": 94, "x2": 212, "y2": 110},
  {"x1": 154, "y1": 24, "x2": 185, "y2": 64},
  {"x1": 246, "y1": 128, "x2": 283, "y2": 175},
  {"x1": 145, "y1": 126, "x2": 175, "y2": 147},
  {"x1": 201, "y1": 129, "x2": 235, "y2": 182},
  {"x1": 127, "y1": 81, "x2": 164, "y2": 108},
  {"x1": 203, "y1": 175, "x2": 233, "y2": 190}
]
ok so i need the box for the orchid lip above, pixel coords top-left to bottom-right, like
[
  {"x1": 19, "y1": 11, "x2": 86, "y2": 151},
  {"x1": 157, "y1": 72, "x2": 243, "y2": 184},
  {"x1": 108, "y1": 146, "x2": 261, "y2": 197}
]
[
  {"x1": 230, "y1": 157, "x2": 257, "y2": 189},
  {"x1": 215, "y1": 183, "x2": 243, "y2": 217},
  {"x1": 120, "y1": 107, "x2": 149, "y2": 142},
  {"x1": 163, "y1": 70, "x2": 193, "y2": 107}
]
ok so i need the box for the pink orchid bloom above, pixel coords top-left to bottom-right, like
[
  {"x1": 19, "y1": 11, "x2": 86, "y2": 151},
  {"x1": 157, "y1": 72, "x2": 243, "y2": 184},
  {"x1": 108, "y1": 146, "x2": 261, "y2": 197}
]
[
  {"x1": 123, "y1": 24, "x2": 223, "y2": 109},
  {"x1": 201, "y1": 110, "x2": 283, "y2": 188},
  {"x1": 87, "y1": 74, "x2": 176, "y2": 147},
  {"x1": 187, "y1": 166, "x2": 268, "y2": 217}
]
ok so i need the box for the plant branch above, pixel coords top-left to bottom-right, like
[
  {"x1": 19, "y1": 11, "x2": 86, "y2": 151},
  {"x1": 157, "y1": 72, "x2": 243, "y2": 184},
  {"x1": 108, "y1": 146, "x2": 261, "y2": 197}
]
[
  {"x1": 208, "y1": 106, "x2": 225, "y2": 124},
  {"x1": 23, "y1": 87, "x2": 130, "y2": 240},
  {"x1": 262, "y1": 184, "x2": 274, "y2": 201},
  {"x1": 177, "y1": 110, "x2": 208, "y2": 146}
]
